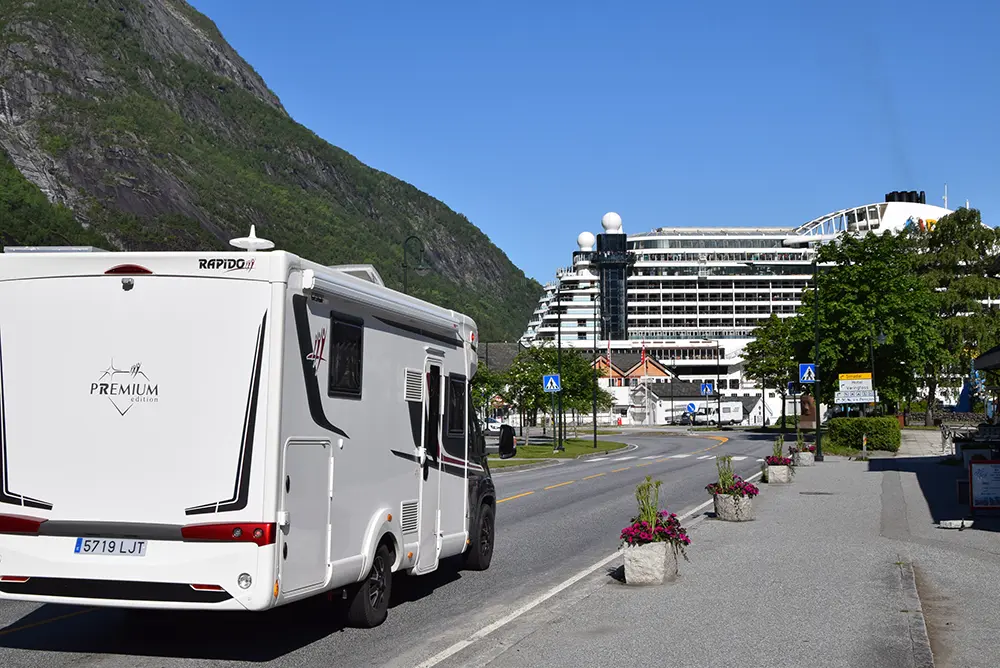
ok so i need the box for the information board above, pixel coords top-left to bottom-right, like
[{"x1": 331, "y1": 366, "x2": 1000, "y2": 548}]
[{"x1": 969, "y1": 460, "x2": 1000, "y2": 510}]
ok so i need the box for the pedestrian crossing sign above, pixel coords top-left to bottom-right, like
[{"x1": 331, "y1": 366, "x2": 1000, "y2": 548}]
[
  {"x1": 799, "y1": 363, "x2": 817, "y2": 383},
  {"x1": 543, "y1": 374, "x2": 561, "y2": 393}
]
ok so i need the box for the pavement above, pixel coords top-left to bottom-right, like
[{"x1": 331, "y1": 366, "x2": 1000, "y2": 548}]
[
  {"x1": 429, "y1": 429, "x2": 1000, "y2": 668},
  {"x1": 897, "y1": 429, "x2": 946, "y2": 457}
]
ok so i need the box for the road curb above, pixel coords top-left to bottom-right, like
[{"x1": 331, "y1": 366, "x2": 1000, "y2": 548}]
[
  {"x1": 899, "y1": 561, "x2": 936, "y2": 668},
  {"x1": 490, "y1": 459, "x2": 562, "y2": 475},
  {"x1": 575, "y1": 442, "x2": 638, "y2": 460}
]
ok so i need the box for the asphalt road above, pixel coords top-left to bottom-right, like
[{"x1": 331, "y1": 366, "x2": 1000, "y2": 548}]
[{"x1": 0, "y1": 430, "x2": 777, "y2": 668}]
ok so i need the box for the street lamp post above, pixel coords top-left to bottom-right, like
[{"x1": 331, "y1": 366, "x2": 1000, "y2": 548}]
[
  {"x1": 402, "y1": 235, "x2": 428, "y2": 295},
  {"x1": 813, "y1": 248, "x2": 823, "y2": 461},
  {"x1": 701, "y1": 339, "x2": 721, "y2": 426},
  {"x1": 556, "y1": 282, "x2": 564, "y2": 452},
  {"x1": 592, "y1": 292, "x2": 599, "y2": 448},
  {"x1": 869, "y1": 319, "x2": 886, "y2": 417}
]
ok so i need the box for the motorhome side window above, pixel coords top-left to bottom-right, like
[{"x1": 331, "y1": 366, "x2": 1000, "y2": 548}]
[
  {"x1": 446, "y1": 375, "x2": 466, "y2": 436},
  {"x1": 327, "y1": 312, "x2": 364, "y2": 398}
]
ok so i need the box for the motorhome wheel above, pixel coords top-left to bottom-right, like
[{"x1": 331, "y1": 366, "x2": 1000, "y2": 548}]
[
  {"x1": 463, "y1": 503, "x2": 494, "y2": 571},
  {"x1": 346, "y1": 543, "x2": 393, "y2": 628}
]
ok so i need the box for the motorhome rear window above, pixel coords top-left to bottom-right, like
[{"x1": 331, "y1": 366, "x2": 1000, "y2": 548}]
[
  {"x1": 446, "y1": 375, "x2": 466, "y2": 436},
  {"x1": 328, "y1": 312, "x2": 364, "y2": 398}
]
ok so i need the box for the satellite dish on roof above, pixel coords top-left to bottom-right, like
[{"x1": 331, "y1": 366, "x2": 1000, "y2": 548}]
[{"x1": 229, "y1": 225, "x2": 274, "y2": 252}]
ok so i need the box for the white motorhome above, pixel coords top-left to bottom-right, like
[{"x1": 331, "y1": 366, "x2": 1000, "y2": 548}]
[{"x1": 0, "y1": 228, "x2": 500, "y2": 628}]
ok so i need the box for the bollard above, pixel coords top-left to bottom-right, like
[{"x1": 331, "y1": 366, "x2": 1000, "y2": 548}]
[{"x1": 862, "y1": 433, "x2": 868, "y2": 459}]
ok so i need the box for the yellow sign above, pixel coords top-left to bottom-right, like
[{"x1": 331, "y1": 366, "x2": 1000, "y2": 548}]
[{"x1": 839, "y1": 372, "x2": 872, "y2": 381}]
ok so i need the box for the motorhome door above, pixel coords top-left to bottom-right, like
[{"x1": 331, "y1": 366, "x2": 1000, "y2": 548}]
[{"x1": 414, "y1": 358, "x2": 443, "y2": 574}]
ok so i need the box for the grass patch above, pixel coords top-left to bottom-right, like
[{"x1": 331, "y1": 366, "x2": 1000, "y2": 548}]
[
  {"x1": 488, "y1": 439, "x2": 627, "y2": 462},
  {"x1": 817, "y1": 443, "x2": 863, "y2": 458}
]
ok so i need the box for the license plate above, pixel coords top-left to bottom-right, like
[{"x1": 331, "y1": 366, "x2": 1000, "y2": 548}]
[{"x1": 74, "y1": 538, "x2": 147, "y2": 556}]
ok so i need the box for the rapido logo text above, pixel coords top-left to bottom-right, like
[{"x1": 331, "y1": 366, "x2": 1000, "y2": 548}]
[{"x1": 198, "y1": 258, "x2": 256, "y2": 272}]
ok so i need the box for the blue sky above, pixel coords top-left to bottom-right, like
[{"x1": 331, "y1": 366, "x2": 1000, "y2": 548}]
[{"x1": 189, "y1": 0, "x2": 998, "y2": 283}]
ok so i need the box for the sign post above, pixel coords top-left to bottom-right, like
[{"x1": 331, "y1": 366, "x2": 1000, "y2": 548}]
[{"x1": 543, "y1": 374, "x2": 561, "y2": 451}]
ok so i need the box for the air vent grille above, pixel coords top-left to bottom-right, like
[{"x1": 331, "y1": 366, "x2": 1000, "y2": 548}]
[
  {"x1": 400, "y1": 501, "x2": 419, "y2": 534},
  {"x1": 404, "y1": 369, "x2": 424, "y2": 402}
]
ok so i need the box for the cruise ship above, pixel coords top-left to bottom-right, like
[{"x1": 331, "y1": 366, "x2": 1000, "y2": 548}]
[{"x1": 520, "y1": 191, "x2": 954, "y2": 425}]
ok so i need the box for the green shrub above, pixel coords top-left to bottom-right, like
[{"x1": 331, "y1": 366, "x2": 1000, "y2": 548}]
[{"x1": 827, "y1": 417, "x2": 900, "y2": 452}]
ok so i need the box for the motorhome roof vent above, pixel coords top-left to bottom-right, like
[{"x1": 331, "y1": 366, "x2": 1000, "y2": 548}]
[
  {"x1": 330, "y1": 264, "x2": 385, "y2": 286},
  {"x1": 229, "y1": 225, "x2": 274, "y2": 252},
  {"x1": 3, "y1": 246, "x2": 109, "y2": 253}
]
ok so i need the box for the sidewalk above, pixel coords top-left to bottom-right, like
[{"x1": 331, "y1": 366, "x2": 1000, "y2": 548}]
[
  {"x1": 452, "y1": 453, "x2": 1000, "y2": 668},
  {"x1": 898, "y1": 429, "x2": 945, "y2": 457}
]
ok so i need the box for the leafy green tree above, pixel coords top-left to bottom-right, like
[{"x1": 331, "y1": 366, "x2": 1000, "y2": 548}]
[
  {"x1": 470, "y1": 363, "x2": 507, "y2": 422},
  {"x1": 907, "y1": 208, "x2": 1000, "y2": 423},
  {"x1": 789, "y1": 230, "x2": 941, "y2": 411},
  {"x1": 742, "y1": 313, "x2": 795, "y2": 427},
  {"x1": 502, "y1": 345, "x2": 613, "y2": 441}
]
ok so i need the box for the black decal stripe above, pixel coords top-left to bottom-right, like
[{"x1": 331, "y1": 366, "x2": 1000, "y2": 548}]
[
  {"x1": 407, "y1": 402, "x2": 422, "y2": 449},
  {"x1": 390, "y1": 450, "x2": 471, "y2": 479},
  {"x1": 0, "y1": 328, "x2": 53, "y2": 510},
  {"x1": 291, "y1": 295, "x2": 349, "y2": 438},
  {"x1": 185, "y1": 312, "x2": 267, "y2": 516},
  {"x1": 375, "y1": 316, "x2": 462, "y2": 349}
]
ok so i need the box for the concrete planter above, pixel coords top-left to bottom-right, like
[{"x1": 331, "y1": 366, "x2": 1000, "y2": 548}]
[
  {"x1": 794, "y1": 451, "x2": 815, "y2": 467},
  {"x1": 713, "y1": 493, "x2": 754, "y2": 522},
  {"x1": 767, "y1": 465, "x2": 792, "y2": 483},
  {"x1": 623, "y1": 542, "x2": 678, "y2": 585}
]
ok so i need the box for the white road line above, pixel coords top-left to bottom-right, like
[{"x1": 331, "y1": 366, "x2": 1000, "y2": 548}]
[
  {"x1": 612, "y1": 456, "x2": 636, "y2": 461},
  {"x1": 756, "y1": 458, "x2": 765, "y2": 462},
  {"x1": 731, "y1": 456, "x2": 747, "y2": 461},
  {"x1": 670, "y1": 454, "x2": 691, "y2": 458},
  {"x1": 588, "y1": 457, "x2": 608, "y2": 462},
  {"x1": 696, "y1": 455, "x2": 716, "y2": 460},
  {"x1": 641, "y1": 455, "x2": 659, "y2": 460},
  {"x1": 416, "y1": 469, "x2": 764, "y2": 668}
]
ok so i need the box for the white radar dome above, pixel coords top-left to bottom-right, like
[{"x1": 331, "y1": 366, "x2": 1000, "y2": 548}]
[
  {"x1": 577, "y1": 231, "x2": 596, "y2": 251},
  {"x1": 601, "y1": 211, "x2": 623, "y2": 234}
]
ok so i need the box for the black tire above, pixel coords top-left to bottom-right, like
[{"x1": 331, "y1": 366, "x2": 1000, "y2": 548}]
[
  {"x1": 346, "y1": 543, "x2": 392, "y2": 628},
  {"x1": 463, "y1": 503, "x2": 494, "y2": 571}
]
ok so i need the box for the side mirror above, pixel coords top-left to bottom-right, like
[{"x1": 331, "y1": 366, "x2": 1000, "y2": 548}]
[{"x1": 498, "y1": 425, "x2": 517, "y2": 459}]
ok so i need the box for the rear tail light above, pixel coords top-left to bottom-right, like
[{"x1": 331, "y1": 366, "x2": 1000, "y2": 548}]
[
  {"x1": 104, "y1": 264, "x2": 152, "y2": 275},
  {"x1": 180, "y1": 522, "x2": 276, "y2": 547},
  {"x1": 0, "y1": 514, "x2": 47, "y2": 535},
  {"x1": 0, "y1": 576, "x2": 30, "y2": 583},
  {"x1": 190, "y1": 584, "x2": 224, "y2": 591}
]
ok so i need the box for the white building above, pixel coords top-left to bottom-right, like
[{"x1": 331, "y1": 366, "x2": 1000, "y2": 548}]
[{"x1": 520, "y1": 192, "x2": 954, "y2": 424}]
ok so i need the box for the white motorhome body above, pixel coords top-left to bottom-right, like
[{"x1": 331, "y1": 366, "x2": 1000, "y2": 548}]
[{"x1": 0, "y1": 236, "x2": 496, "y2": 626}]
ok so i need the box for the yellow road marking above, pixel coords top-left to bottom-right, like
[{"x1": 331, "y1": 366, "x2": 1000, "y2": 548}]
[
  {"x1": 583, "y1": 473, "x2": 606, "y2": 480},
  {"x1": 611, "y1": 467, "x2": 630, "y2": 473},
  {"x1": 497, "y1": 491, "x2": 534, "y2": 503},
  {"x1": 637, "y1": 462, "x2": 653, "y2": 467},
  {"x1": 655, "y1": 458, "x2": 669, "y2": 462},
  {"x1": 544, "y1": 481, "x2": 575, "y2": 490},
  {"x1": 0, "y1": 607, "x2": 93, "y2": 637}
]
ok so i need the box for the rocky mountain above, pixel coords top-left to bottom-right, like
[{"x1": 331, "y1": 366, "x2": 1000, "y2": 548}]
[{"x1": 0, "y1": 0, "x2": 542, "y2": 341}]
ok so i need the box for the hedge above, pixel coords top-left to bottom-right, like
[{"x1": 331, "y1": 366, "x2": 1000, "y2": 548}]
[{"x1": 827, "y1": 417, "x2": 901, "y2": 452}]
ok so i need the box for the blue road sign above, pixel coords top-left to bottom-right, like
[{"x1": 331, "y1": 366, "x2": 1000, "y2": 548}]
[
  {"x1": 700, "y1": 383, "x2": 713, "y2": 396},
  {"x1": 799, "y1": 363, "x2": 817, "y2": 383},
  {"x1": 542, "y1": 374, "x2": 561, "y2": 393},
  {"x1": 787, "y1": 381, "x2": 796, "y2": 394},
  {"x1": 686, "y1": 402, "x2": 697, "y2": 413}
]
